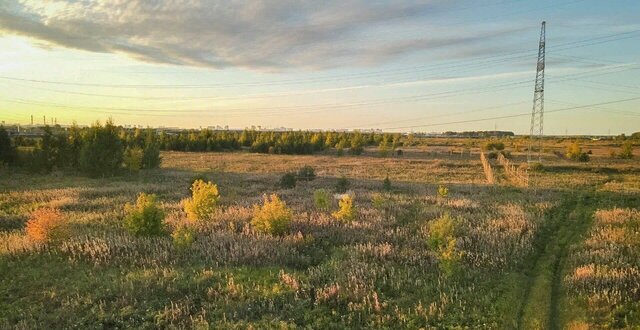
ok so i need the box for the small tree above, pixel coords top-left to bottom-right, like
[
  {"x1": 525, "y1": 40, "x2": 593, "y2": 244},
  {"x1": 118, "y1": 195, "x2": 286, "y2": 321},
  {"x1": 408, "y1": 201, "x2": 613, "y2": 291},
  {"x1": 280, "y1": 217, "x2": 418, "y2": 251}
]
[
  {"x1": 371, "y1": 193, "x2": 388, "y2": 211},
  {"x1": 427, "y1": 213, "x2": 461, "y2": 275},
  {"x1": 335, "y1": 140, "x2": 346, "y2": 156},
  {"x1": 280, "y1": 172, "x2": 297, "y2": 189},
  {"x1": 383, "y1": 175, "x2": 392, "y2": 191},
  {"x1": 183, "y1": 180, "x2": 220, "y2": 222},
  {"x1": 251, "y1": 194, "x2": 292, "y2": 235},
  {"x1": 25, "y1": 208, "x2": 69, "y2": 243},
  {"x1": 427, "y1": 213, "x2": 457, "y2": 249},
  {"x1": 332, "y1": 194, "x2": 356, "y2": 223},
  {"x1": 0, "y1": 126, "x2": 16, "y2": 165},
  {"x1": 566, "y1": 142, "x2": 589, "y2": 162},
  {"x1": 297, "y1": 166, "x2": 316, "y2": 181},
  {"x1": 142, "y1": 129, "x2": 161, "y2": 169},
  {"x1": 437, "y1": 185, "x2": 449, "y2": 198},
  {"x1": 123, "y1": 146, "x2": 143, "y2": 173},
  {"x1": 335, "y1": 176, "x2": 350, "y2": 193},
  {"x1": 313, "y1": 189, "x2": 330, "y2": 211},
  {"x1": 79, "y1": 119, "x2": 124, "y2": 177},
  {"x1": 619, "y1": 141, "x2": 633, "y2": 159},
  {"x1": 123, "y1": 193, "x2": 165, "y2": 236}
]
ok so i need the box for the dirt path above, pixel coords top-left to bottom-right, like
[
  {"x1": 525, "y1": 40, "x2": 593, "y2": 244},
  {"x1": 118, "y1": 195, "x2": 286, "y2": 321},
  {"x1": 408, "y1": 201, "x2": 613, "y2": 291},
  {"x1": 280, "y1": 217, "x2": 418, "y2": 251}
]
[{"x1": 516, "y1": 194, "x2": 592, "y2": 330}]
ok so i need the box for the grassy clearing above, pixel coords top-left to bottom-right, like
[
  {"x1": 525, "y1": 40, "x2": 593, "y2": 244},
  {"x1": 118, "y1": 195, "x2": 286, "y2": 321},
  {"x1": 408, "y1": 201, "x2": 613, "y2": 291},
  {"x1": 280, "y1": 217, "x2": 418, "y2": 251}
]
[{"x1": 1, "y1": 146, "x2": 639, "y2": 328}]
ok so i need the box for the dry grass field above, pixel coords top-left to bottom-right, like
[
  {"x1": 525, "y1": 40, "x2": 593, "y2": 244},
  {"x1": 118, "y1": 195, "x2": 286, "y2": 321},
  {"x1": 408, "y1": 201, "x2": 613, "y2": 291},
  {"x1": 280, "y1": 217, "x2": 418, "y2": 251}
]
[{"x1": 1, "y1": 140, "x2": 639, "y2": 329}]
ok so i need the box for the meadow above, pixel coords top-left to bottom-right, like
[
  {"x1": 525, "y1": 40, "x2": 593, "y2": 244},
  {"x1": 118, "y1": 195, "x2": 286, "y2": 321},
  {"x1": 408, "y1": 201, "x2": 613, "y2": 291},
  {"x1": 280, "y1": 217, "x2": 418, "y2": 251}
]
[{"x1": 1, "y1": 138, "x2": 639, "y2": 329}]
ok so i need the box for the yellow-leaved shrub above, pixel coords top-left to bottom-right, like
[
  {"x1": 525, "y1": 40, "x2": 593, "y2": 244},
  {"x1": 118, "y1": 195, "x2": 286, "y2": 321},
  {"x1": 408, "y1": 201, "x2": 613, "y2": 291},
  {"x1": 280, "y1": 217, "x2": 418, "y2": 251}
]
[
  {"x1": 183, "y1": 180, "x2": 220, "y2": 222},
  {"x1": 332, "y1": 194, "x2": 356, "y2": 222},
  {"x1": 251, "y1": 194, "x2": 292, "y2": 235}
]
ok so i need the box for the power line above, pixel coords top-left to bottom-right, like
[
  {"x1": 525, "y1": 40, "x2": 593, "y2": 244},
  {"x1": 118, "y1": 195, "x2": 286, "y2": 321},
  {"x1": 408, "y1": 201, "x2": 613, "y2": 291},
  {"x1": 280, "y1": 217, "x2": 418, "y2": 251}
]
[
  {"x1": 377, "y1": 96, "x2": 640, "y2": 130},
  {"x1": 2, "y1": 63, "x2": 637, "y2": 119}
]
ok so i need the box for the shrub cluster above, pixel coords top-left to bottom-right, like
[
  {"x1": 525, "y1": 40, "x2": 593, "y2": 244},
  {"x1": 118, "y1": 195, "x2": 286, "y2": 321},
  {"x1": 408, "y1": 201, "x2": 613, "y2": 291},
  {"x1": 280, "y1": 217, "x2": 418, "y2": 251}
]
[
  {"x1": 566, "y1": 142, "x2": 590, "y2": 162},
  {"x1": 251, "y1": 194, "x2": 293, "y2": 235}
]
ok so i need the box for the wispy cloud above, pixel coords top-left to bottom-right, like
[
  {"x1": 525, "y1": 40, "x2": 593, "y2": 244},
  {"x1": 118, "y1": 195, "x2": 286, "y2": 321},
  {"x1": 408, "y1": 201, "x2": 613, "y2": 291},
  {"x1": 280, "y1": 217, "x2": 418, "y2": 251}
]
[{"x1": 0, "y1": 0, "x2": 533, "y2": 71}]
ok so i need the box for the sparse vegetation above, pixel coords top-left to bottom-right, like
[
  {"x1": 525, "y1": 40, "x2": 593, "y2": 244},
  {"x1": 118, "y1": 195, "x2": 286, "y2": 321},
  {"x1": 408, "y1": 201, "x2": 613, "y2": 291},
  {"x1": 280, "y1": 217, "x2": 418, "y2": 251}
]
[
  {"x1": 172, "y1": 225, "x2": 195, "y2": 249},
  {"x1": 2, "y1": 136, "x2": 639, "y2": 329}
]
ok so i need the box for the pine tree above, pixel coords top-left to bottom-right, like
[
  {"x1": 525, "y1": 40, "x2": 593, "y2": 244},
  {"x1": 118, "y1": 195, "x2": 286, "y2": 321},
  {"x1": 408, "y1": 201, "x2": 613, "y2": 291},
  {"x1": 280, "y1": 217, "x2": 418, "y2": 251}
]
[
  {"x1": 0, "y1": 126, "x2": 16, "y2": 165},
  {"x1": 79, "y1": 119, "x2": 124, "y2": 177}
]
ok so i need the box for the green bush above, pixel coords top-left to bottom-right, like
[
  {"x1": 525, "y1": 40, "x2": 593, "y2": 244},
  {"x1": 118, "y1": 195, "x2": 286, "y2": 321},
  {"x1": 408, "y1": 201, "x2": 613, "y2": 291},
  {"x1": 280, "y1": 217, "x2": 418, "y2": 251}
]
[
  {"x1": 280, "y1": 172, "x2": 297, "y2": 189},
  {"x1": 172, "y1": 225, "x2": 195, "y2": 249},
  {"x1": 313, "y1": 189, "x2": 330, "y2": 211},
  {"x1": 437, "y1": 185, "x2": 449, "y2": 198},
  {"x1": 427, "y1": 213, "x2": 458, "y2": 249},
  {"x1": 383, "y1": 175, "x2": 392, "y2": 191},
  {"x1": 483, "y1": 141, "x2": 505, "y2": 151},
  {"x1": 123, "y1": 193, "x2": 165, "y2": 236},
  {"x1": 371, "y1": 193, "x2": 388, "y2": 211},
  {"x1": 297, "y1": 166, "x2": 316, "y2": 181},
  {"x1": 251, "y1": 194, "x2": 292, "y2": 235},
  {"x1": 529, "y1": 162, "x2": 543, "y2": 172},
  {"x1": 619, "y1": 141, "x2": 633, "y2": 159},
  {"x1": 335, "y1": 176, "x2": 350, "y2": 193},
  {"x1": 566, "y1": 142, "x2": 589, "y2": 162},
  {"x1": 123, "y1": 146, "x2": 143, "y2": 173},
  {"x1": 332, "y1": 194, "x2": 356, "y2": 223},
  {"x1": 427, "y1": 213, "x2": 462, "y2": 275},
  {"x1": 183, "y1": 180, "x2": 220, "y2": 222}
]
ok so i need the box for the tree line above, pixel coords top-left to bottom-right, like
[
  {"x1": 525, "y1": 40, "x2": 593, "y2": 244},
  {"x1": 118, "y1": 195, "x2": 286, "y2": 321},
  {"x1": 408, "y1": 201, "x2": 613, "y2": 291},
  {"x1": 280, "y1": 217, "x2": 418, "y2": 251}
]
[
  {"x1": 157, "y1": 129, "x2": 410, "y2": 155},
  {"x1": 0, "y1": 120, "x2": 160, "y2": 177},
  {"x1": 1, "y1": 124, "x2": 413, "y2": 175}
]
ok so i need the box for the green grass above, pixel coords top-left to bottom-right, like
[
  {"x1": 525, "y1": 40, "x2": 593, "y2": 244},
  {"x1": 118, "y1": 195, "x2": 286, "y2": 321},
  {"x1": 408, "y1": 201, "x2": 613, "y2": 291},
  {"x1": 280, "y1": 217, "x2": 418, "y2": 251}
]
[{"x1": 1, "y1": 150, "x2": 639, "y2": 328}]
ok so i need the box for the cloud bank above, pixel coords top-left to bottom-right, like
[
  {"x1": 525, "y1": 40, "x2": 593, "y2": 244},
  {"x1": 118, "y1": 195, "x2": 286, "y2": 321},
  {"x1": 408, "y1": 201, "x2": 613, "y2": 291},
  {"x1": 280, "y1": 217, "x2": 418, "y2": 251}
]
[{"x1": 0, "y1": 0, "x2": 528, "y2": 71}]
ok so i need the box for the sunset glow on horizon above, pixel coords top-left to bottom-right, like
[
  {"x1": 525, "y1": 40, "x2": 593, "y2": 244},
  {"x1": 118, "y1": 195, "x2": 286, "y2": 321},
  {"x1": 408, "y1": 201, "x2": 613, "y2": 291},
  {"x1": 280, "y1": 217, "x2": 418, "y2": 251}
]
[{"x1": 1, "y1": 0, "x2": 639, "y2": 134}]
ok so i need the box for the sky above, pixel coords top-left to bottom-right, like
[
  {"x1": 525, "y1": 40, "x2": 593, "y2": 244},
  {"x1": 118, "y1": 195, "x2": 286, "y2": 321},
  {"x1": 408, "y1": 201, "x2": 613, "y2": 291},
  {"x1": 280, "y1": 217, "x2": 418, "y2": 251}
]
[{"x1": 0, "y1": 0, "x2": 639, "y2": 134}]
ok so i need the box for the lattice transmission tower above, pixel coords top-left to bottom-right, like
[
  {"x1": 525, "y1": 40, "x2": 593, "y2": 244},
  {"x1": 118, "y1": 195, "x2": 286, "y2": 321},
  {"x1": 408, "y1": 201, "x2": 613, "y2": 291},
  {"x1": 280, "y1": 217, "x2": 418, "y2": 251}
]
[{"x1": 528, "y1": 21, "x2": 546, "y2": 163}]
